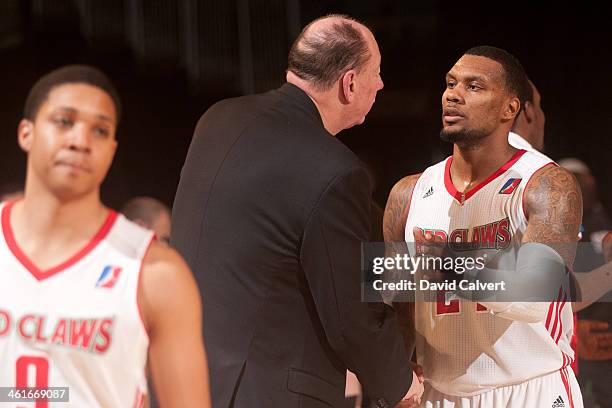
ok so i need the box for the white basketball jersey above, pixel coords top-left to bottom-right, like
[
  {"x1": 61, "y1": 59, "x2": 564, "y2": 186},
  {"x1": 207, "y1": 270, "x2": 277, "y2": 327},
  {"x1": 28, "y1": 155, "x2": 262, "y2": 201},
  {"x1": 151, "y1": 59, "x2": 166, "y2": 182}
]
[
  {"x1": 0, "y1": 201, "x2": 153, "y2": 407},
  {"x1": 405, "y1": 149, "x2": 576, "y2": 396}
]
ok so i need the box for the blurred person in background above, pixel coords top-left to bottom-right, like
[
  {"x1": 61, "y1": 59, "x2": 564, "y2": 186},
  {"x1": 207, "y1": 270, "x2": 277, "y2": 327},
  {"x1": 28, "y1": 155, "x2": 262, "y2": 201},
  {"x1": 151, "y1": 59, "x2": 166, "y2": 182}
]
[
  {"x1": 508, "y1": 79, "x2": 545, "y2": 152},
  {"x1": 122, "y1": 196, "x2": 171, "y2": 244}
]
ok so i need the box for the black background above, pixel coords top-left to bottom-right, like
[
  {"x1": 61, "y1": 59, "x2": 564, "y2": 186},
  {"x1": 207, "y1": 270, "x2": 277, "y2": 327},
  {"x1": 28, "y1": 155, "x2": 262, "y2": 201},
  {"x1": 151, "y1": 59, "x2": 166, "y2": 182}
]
[{"x1": 1, "y1": 1, "x2": 610, "y2": 213}]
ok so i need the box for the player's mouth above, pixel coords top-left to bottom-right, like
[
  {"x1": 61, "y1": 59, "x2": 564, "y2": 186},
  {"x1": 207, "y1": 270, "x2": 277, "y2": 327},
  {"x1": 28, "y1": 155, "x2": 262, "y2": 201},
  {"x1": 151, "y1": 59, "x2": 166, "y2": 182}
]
[
  {"x1": 443, "y1": 107, "x2": 465, "y2": 123},
  {"x1": 55, "y1": 160, "x2": 91, "y2": 173}
]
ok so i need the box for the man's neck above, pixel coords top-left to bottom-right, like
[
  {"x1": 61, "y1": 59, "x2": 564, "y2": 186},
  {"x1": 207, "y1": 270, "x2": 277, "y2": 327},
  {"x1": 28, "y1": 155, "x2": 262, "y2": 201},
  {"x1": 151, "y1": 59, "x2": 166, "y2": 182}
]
[
  {"x1": 286, "y1": 73, "x2": 343, "y2": 135},
  {"x1": 10, "y1": 180, "x2": 108, "y2": 264},
  {"x1": 450, "y1": 129, "x2": 518, "y2": 192}
]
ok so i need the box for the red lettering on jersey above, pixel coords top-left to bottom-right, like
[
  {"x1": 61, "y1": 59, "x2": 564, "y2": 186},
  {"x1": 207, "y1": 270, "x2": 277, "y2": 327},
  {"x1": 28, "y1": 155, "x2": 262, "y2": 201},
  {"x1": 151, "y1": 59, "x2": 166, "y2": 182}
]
[
  {"x1": 449, "y1": 229, "x2": 471, "y2": 251},
  {"x1": 481, "y1": 222, "x2": 499, "y2": 249},
  {"x1": 51, "y1": 319, "x2": 68, "y2": 345},
  {"x1": 471, "y1": 225, "x2": 480, "y2": 245},
  {"x1": 18, "y1": 314, "x2": 36, "y2": 340},
  {"x1": 0, "y1": 310, "x2": 11, "y2": 336},
  {"x1": 422, "y1": 228, "x2": 448, "y2": 241},
  {"x1": 449, "y1": 229, "x2": 467, "y2": 243},
  {"x1": 476, "y1": 303, "x2": 488, "y2": 312},
  {"x1": 95, "y1": 318, "x2": 113, "y2": 353},
  {"x1": 497, "y1": 218, "x2": 511, "y2": 249},
  {"x1": 70, "y1": 319, "x2": 98, "y2": 349},
  {"x1": 436, "y1": 290, "x2": 460, "y2": 315},
  {"x1": 434, "y1": 231, "x2": 448, "y2": 241},
  {"x1": 35, "y1": 316, "x2": 49, "y2": 343}
]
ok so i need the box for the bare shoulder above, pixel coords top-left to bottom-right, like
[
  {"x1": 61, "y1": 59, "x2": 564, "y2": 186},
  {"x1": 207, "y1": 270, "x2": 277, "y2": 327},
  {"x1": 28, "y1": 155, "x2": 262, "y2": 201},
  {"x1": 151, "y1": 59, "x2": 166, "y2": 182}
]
[
  {"x1": 139, "y1": 241, "x2": 201, "y2": 335},
  {"x1": 142, "y1": 240, "x2": 190, "y2": 273},
  {"x1": 523, "y1": 164, "x2": 582, "y2": 227},
  {"x1": 383, "y1": 173, "x2": 422, "y2": 242}
]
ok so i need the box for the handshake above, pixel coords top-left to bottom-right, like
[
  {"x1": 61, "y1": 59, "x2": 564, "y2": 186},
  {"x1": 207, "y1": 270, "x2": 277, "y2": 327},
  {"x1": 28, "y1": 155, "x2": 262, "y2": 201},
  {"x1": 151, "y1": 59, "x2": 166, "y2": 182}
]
[{"x1": 396, "y1": 364, "x2": 425, "y2": 407}]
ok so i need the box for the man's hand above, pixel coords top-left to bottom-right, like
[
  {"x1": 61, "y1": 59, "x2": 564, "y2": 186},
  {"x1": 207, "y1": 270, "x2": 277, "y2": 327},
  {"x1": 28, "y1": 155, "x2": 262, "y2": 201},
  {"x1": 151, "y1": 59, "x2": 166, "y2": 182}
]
[
  {"x1": 396, "y1": 370, "x2": 424, "y2": 407},
  {"x1": 413, "y1": 227, "x2": 446, "y2": 258},
  {"x1": 411, "y1": 362, "x2": 424, "y2": 384},
  {"x1": 577, "y1": 319, "x2": 612, "y2": 361}
]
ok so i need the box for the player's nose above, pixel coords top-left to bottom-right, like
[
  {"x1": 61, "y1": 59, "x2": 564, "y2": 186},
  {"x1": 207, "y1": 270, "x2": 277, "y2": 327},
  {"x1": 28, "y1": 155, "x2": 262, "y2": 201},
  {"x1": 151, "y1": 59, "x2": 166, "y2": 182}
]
[
  {"x1": 66, "y1": 125, "x2": 92, "y2": 152},
  {"x1": 444, "y1": 88, "x2": 461, "y2": 104}
]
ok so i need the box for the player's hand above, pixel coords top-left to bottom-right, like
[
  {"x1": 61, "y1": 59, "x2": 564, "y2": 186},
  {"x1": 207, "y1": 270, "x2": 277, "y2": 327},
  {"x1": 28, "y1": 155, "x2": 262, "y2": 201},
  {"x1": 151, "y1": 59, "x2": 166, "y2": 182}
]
[
  {"x1": 577, "y1": 319, "x2": 612, "y2": 361},
  {"x1": 603, "y1": 231, "x2": 612, "y2": 263},
  {"x1": 396, "y1": 370, "x2": 424, "y2": 407},
  {"x1": 411, "y1": 362, "x2": 425, "y2": 384},
  {"x1": 413, "y1": 227, "x2": 450, "y2": 285},
  {"x1": 413, "y1": 227, "x2": 445, "y2": 258}
]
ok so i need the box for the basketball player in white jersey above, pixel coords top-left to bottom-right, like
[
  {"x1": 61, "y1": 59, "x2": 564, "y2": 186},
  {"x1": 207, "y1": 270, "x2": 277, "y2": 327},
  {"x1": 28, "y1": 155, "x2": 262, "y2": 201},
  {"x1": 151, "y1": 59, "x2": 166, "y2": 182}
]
[
  {"x1": 383, "y1": 46, "x2": 584, "y2": 407},
  {"x1": 0, "y1": 65, "x2": 211, "y2": 407}
]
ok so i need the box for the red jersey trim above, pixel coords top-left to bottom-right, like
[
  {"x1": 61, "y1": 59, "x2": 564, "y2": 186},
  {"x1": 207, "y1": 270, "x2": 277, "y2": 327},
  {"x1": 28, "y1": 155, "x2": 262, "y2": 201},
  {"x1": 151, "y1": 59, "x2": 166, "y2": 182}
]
[
  {"x1": 444, "y1": 149, "x2": 527, "y2": 204},
  {"x1": 559, "y1": 367, "x2": 575, "y2": 408},
  {"x1": 1, "y1": 201, "x2": 118, "y2": 281}
]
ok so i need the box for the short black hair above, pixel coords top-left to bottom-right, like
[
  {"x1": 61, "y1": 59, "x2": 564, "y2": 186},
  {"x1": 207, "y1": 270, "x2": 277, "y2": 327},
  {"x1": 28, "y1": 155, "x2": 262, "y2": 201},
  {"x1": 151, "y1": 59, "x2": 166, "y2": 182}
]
[
  {"x1": 287, "y1": 14, "x2": 371, "y2": 91},
  {"x1": 465, "y1": 46, "x2": 531, "y2": 110},
  {"x1": 24, "y1": 65, "x2": 121, "y2": 122}
]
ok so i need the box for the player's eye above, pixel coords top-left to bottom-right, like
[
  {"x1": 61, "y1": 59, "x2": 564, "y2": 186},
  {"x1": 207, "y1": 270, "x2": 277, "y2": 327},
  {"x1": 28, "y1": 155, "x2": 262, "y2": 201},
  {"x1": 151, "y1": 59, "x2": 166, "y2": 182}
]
[
  {"x1": 53, "y1": 116, "x2": 73, "y2": 128},
  {"x1": 447, "y1": 81, "x2": 456, "y2": 89},
  {"x1": 467, "y1": 83, "x2": 481, "y2": 91},
  {"x1": 93, "y1": 127, "x2": 110, "y2": 138}
]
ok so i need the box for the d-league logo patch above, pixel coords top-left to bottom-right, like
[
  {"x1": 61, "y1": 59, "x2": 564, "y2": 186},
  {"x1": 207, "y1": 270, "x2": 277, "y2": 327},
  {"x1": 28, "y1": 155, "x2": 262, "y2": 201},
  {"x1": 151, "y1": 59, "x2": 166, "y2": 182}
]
[
  {"x1": 95, "y1": 265, "x2": 123, "y2": 288},
  {"x1": 499, "y1": 178, "x2": 522, "y2": 194},
  {"x1": 552, "y1": 395, "x2": 565, "y2": 408}
]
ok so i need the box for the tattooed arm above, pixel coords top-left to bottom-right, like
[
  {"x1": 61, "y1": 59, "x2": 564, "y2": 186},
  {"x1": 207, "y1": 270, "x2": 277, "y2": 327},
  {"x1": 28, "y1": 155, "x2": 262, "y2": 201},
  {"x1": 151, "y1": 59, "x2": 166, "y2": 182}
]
[
  {"x1": 522, "y1": 164, "x2": 584, "y2": 309},
  {"x1": 383, "y1": 174, "x2": 421, "y2": 356},
  {"x1": 522, "y1": 164, "x2": 582, "y2": 266}
]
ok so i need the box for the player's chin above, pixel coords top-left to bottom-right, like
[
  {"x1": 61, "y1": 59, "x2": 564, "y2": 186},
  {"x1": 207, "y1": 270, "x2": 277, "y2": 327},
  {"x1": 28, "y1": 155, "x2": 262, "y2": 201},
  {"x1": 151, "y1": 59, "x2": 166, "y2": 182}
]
[
  {"x1": 49, "y1": 178, "x2": 96, "y2": 201},
  {"x1": 439, "y1": 126, "x2": 462, "y2": 142}
]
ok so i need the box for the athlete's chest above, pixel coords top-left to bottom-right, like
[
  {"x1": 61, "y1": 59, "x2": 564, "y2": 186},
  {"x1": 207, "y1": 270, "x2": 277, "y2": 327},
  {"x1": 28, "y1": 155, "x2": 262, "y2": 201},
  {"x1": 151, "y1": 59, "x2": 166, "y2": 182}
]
[{"x1": 0, "y1": 244, "x2": 138, "y2": 354}]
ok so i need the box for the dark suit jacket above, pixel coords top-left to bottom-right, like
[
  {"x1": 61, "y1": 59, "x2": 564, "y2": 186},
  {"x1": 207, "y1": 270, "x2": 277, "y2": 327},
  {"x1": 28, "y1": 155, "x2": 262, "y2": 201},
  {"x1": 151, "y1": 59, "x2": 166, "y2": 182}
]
[{"x1": 171, "y1": 83, "x2": 412, "y2": 408}]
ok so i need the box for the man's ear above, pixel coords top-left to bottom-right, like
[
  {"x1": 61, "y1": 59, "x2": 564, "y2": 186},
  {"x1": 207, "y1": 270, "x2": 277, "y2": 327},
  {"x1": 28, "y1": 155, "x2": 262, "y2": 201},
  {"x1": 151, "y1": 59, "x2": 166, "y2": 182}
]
[
  {"x1": 503, "y1": 97, "x2": 521, "y2": 121},
  {"x1": 340, "y1": 69, "x2": 357, "y2": 104},
  {"x1": 17, "y1": 119, "x2": 34, "y2": 153}
]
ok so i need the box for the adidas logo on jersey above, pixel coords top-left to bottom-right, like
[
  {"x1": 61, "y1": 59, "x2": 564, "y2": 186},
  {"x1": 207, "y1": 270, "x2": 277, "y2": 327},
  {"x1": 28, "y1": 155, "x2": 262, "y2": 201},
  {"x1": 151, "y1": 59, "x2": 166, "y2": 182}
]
[
  {"x1": 422, "y1": 186, "x2": 434, "y2": 198},
  {"x1": 552, "y1": 395, "x2": 565, "y2": 408}
]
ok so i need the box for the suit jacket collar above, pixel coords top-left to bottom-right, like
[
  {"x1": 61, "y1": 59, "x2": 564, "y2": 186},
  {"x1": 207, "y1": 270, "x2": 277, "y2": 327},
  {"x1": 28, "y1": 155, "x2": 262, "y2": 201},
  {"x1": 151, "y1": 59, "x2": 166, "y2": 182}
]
[{"x1": 278, "y1": 83, "x2": 327, "y2": 132}]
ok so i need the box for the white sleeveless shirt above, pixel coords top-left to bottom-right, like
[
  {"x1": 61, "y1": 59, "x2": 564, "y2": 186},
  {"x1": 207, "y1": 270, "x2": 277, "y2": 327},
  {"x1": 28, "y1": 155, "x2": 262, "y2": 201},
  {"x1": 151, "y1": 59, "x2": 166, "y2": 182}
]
[
  {"x1": 405, "y1": 149, "x2": 575, "y2": 396},
  {"x1": 0, "y1": 201, "x2": 153, "y2": 407}
]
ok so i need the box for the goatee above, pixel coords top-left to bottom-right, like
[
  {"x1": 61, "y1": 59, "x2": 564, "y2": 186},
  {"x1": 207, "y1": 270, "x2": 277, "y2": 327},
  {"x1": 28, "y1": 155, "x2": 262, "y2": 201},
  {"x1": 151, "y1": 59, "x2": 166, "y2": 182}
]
[{"x1": 440, "y1": 127, "x2": 488, "y2": 145}]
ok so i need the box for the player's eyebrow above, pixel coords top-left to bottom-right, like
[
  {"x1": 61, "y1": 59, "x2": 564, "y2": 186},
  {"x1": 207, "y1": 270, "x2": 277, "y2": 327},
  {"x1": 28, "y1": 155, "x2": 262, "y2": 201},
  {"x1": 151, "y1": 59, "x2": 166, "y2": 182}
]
[
  {"x1": 446, "y1": 72, "x2": 487, "y2": 83},
  {"x1": 56, "y1": 106, "x2": 114, "y2": 123}
]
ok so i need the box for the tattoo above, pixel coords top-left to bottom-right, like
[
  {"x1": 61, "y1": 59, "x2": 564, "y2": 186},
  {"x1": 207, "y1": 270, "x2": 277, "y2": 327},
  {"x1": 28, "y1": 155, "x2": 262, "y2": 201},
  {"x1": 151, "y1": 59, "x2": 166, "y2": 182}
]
[
  {"x1": 383, "y1": 174, "x2": 420, "y2": 353},
  {"x1": 383, "y1": 174, "x2": 422, "y2": 242},
  {"x1": 523, "y1": 165, "x2": 583, "y2": 267}
]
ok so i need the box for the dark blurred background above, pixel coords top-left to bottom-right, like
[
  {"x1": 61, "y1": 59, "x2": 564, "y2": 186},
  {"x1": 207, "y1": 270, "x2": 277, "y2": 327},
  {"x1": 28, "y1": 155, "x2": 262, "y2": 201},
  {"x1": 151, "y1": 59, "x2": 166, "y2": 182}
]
[{"x1": 1, "y1": 0, "x2": 610, "y2": 212}]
